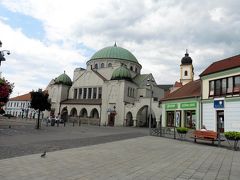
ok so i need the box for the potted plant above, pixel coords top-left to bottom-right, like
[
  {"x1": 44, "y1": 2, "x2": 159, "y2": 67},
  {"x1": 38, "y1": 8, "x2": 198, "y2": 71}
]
[
  {"x1": 176, "y1": 127, "x2": 188, "y2": 139},
  {"x1": 224, "y1": 131, "x2": 240, "y2": 151}
]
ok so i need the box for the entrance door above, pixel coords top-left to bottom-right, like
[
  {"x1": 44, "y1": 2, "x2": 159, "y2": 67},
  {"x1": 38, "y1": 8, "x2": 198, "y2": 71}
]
[
  {"x1": 217, "y1": 110, "x2": 224, "y2": 133},
  {"x1": 108, "y1": 112, "x2": 115, "y2": 126},
  {"x1": 167, "y1": 111, "x2": 174, "y2": 127}
]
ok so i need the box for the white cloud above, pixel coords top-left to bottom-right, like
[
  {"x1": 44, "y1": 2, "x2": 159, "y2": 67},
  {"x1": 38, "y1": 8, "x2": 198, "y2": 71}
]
[
  {"x1": 1, "y1": 0, "x2": 240, "y2": 97},
  {"x1": 0, "y1": 20, "x2": 86, "y2": 97}
]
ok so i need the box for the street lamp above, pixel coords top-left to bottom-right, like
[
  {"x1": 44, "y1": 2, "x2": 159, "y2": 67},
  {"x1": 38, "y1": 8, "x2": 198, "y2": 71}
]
[
  {"x1": 0, "y1": 40, "x2": 10, "y2": 66},
  {"x1": 147, "y1": 78, "x2": 154, "y2": 135}
]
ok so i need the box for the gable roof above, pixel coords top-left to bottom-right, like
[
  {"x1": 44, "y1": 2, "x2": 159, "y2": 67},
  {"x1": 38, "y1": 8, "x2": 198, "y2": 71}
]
[
  {"x1": 92, "y1": 69, "x2": 107, "y2": 81},
  {"x1": 10, "y1": 92, "x2": 31, "y2": 101},
  {"x1": 133, "y1": 74, "x2": 149, "y2": 85},
  {"x1": 161, "y1": 79, "x2": 201, "y2": 101},
  {"x1": 157, "y1": 84, "x2": 173, "y2": 91},
  {"x1": 200, "y1": 54, "x2": 240, "y2": 77}
]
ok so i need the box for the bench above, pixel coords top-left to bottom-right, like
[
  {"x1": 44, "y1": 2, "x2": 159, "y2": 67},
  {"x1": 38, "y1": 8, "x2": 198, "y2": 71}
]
[{"x1": 192, "y1": 130, "x2": 218, "y2": 144}]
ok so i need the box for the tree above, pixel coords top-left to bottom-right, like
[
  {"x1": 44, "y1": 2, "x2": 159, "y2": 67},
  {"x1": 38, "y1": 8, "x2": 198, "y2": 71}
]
[
  {"x1": 30, "y1": 89, "x2": 51, "y2": 129},
  {"x1": 0, "y1": 77, "x2": 14, "y2": 110}
]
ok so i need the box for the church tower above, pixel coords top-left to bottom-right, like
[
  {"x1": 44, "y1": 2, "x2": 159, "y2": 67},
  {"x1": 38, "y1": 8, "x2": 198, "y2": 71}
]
[{"x1": 180, "y1": 50, "x2": 194, "y2": 85}]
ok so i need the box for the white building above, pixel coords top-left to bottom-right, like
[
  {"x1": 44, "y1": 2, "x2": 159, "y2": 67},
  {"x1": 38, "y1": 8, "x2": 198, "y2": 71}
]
[
  {"x1": 45, "y1": 43, "x2": 164, "y2": 127},
  {"x1": 4, "y1": 92, "x2": 41, "y2": 118},
  {"x1": 200, "y1": 54, "x2": 240, "y2": 132}
]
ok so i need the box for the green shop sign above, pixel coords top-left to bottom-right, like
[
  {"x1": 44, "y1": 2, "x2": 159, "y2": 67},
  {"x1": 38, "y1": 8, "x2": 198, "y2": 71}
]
[
  {"x1": 165, "y1": 103, "x2": 178, "y2": 109},
  {"x1": 180, "y1": 102, "x2": 197, "y2": 109}
]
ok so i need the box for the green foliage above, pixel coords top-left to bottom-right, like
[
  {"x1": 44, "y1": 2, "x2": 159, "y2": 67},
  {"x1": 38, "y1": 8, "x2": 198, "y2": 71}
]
[
  {"x1": 224, "y1": 131, "x2": 240, "y2": 140},
  {"x1": 176, "y1": 127, "x2": 189, "y2": 134},
  {"x1": 0, "y1": 77, "x2": 14, "y2": 107},
  {"x1": 30, "y1": 89, "x2": 51, "y2": 111}
]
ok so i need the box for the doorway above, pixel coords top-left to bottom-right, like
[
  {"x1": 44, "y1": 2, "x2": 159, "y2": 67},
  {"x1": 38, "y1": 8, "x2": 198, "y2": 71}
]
[
  {"x1": 108, "y1": 112, "x2": 115, "y2": 126},
  {"x1": 166, "y1": 111, "x2": 175, "y2": 127},
  {"x1": 216, "y1": 110, "x2": 224, "y2": 133}
]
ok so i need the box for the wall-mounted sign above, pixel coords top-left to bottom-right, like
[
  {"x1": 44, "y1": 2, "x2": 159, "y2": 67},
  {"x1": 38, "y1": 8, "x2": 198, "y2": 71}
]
[
  {"x1": 180, "y1": 102, "x2": 197, "y2": 109},
  {"x1": 166, "y1": 103, "x2": 178, "y2": 110},
  {"x1": 214, "y1": 100, "x2": 224, "y2": 109}
]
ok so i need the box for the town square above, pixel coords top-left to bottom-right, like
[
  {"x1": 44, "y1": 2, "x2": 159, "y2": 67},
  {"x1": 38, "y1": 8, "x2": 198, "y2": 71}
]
[{"x1": 1, "y1": 1, "x2": 240, "y2": 179}]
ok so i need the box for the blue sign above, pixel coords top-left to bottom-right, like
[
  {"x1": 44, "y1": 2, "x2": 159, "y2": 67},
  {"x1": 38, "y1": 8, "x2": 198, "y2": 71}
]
[{"x1": 214, "y1": 100, "x2": 224, "y2": 109}]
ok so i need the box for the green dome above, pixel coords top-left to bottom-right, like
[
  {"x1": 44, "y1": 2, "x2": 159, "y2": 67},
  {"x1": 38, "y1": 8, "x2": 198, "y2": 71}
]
[
  {"x1": 55, "y1": 71, "x2": 72, "y2": 86},
  {"x1": 90, "y1": 43, "x2": 138, "y2": 63},
  {"x1": 111, "y1": 65, "x2": 132, "y2": 80}
]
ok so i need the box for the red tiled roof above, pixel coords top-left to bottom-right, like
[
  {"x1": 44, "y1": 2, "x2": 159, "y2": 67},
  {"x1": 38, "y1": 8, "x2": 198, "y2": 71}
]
[
  {"x1": 200, "y1": 54, "x2": 240, "y2": 77},
  {"x1": 174, "y1": 81, "x2": 183, "y2": 88},
  {"x1": 161, "y1": 80, "x2": 201, "y2": 101},
  {"x1": 10, "y1": 92, "x2": 31, "y2": 101},
  {"x1": 9, "y1": 90, "x2": 48, "y2": 101}
]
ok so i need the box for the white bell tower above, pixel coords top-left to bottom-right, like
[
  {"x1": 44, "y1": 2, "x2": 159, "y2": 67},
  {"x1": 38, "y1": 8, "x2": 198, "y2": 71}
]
[{"x1": 180, "y1": 49, "x2": 194, "y2": 85}]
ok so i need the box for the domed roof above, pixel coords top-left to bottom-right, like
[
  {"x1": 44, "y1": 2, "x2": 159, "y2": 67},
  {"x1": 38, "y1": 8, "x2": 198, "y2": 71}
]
[
  {"x1": 89, "y1": 43, "x2": 139, "y2": 64},
  {"x1": 181, "y1": 50, "x2": 192, "y2": 65},
  {"x1": 111, "y1": 64, "x2": 132, "y2": 81},
  {"x1": 55, "y1": 71, "x2": 72, "y2": 86}
]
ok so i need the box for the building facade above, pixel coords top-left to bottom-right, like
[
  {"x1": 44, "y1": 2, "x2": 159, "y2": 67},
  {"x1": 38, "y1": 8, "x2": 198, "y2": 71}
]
[
  {"x1": 45, "y1": 44, "x2": 164, "y2": 127},
  {"x1": 161, "y1": 80, "x2": 201, "y2": 130},
  {"x1": 200, "y1": 54, "x2": 240, "y2": 132},
  {"x1": 4, "y1": 92, "x2": 41, "y2": 118}
]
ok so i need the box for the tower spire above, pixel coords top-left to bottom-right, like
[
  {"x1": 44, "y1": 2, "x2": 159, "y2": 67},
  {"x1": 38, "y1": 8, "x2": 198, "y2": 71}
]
[{"x1": 114, "y1": 41, "x2": 117, "y2": 47}]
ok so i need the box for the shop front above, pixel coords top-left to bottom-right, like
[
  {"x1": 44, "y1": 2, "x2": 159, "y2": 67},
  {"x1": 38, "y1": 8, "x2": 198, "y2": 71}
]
[{"x1": 163, "y1": 100, "x2": 200, "y2": 129}]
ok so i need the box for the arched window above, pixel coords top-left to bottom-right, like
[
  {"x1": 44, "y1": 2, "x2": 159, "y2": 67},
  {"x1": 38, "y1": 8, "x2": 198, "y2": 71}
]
[
  {"x1": 135, "y1": 68, "x2": 138, "y2": 73},
  {"x1": 101, "y1": 63, "x2": 104, "y2": 68},
  {"x1": 130, "y1": 66, "x2": 133, "y2": 71},
  {"x1": 94, "y1": 64, "x2": 98, "y2": 69},
  {"x1": 108, "y1": 63, "x2": 112, "y2": 67},
  {"x1": 184, "y1": 70, "x2": 188, "y2": 76}
]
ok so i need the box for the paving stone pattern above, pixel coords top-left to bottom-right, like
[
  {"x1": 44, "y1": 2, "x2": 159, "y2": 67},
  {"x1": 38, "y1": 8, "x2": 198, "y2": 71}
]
[{"x1": 0, "y1": 136, "x2": 239, "y2": 180}]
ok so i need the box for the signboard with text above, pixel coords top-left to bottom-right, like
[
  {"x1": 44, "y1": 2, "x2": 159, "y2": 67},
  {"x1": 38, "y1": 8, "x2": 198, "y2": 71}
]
[
  {"x1": 165, "y1": 103, "x2": 178, "y2": 110},
  {"x1": 180, "y1": 102, "x2": 197, "y2": 109}
]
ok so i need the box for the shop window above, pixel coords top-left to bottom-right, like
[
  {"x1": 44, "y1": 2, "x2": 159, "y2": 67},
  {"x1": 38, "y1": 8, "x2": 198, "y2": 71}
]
[
  {"x1": 233, "y1": 76, "x2": 240, "y2": 93},
  {"x1": 101, "y1": 63, "x2": 104, "y2": 68},
  {"x1": 184, "y1": 110, "x2": 196, "y2": 129}
]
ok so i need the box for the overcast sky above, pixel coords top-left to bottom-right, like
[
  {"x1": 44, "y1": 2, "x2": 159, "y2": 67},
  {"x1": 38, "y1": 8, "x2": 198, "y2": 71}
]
[{"x1": 0, "y1": 0, "x2": 240, "y2": 97}]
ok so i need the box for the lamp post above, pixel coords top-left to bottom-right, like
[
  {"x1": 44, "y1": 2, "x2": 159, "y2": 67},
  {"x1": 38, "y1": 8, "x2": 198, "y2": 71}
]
[
  {"x1": 0, "y1": 40, "x2": 10, "y2": 66},
  {"x1": 147, "y1": 78, "x2": 154, "y2": 135}
]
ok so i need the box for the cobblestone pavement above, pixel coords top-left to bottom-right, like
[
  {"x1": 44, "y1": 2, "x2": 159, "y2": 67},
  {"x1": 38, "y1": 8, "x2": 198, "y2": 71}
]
[
  {"x1": 0, "y1": 117, "x2": 148, "y2": 159},
  {"x1": 0, "y1": 136, "x2": 239, "y2": 180}
]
